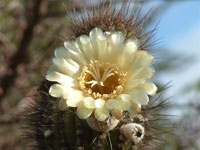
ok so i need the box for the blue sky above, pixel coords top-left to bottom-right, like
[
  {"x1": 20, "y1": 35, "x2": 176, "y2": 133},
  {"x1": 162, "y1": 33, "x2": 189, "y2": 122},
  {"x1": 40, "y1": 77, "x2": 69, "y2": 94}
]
[
  {"x1": 145, "y1": 1, "x2": 200, "y2": 108},
  {"x1": 158, "y1": 1, "x2": 200, "y2": 46}
]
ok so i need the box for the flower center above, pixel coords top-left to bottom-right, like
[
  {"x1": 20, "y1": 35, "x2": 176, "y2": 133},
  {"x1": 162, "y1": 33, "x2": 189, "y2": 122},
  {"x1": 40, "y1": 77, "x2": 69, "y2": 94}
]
[{"x1": 79, "y1": 60, "x2": 127, "y2": 100}]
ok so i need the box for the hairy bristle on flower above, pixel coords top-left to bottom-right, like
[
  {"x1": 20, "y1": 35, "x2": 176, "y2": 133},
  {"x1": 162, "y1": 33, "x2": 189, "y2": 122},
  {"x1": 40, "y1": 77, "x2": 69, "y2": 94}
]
[
  {"x1": 64, "y1": 0, "x2": 158, "y2": 50},
  {"x1": 134, "y1": 87, "x2": 172, "y2": 150}
]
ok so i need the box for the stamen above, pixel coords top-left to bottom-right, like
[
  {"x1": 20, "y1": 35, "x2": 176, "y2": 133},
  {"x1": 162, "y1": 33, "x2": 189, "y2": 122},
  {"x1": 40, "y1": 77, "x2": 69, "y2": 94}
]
[
  {"x1": 78, "y1": 60, "x2": 127, "y2": 100},
  {"x1": 101, "y1": 66, "x2": 114, "y2": 82},
  {"x1": 86, "y1": 80, "x2": 98, "y2": 87},
  {"x1": 100, "y1": 81, "x2": 104, "y2": 86},
  {"x1": 86, "y1": 70, "x2": 98, "y2": 81},
  {"x1": 91, "y1": 64, "x2": 100, "y2": 81},
  {"x1": 95, "y1": 63, "x2": 101, "y2": 81}
]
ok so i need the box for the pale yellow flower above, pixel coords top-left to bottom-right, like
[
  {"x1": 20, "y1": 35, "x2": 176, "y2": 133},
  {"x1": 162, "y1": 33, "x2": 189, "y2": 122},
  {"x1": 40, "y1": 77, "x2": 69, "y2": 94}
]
[{"x1": 46, "y1": 28, "x2": 157, "y2": 121}]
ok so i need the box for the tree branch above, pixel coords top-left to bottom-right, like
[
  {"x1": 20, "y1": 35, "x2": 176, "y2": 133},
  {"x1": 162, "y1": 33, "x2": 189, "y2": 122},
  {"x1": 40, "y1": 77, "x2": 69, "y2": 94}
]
[
  {"x1": 0, "y1": 0, "x2": 44, "y2": 101},
  {"x1": 0, "y1": 117, "x2": 21, "y2": 125}
]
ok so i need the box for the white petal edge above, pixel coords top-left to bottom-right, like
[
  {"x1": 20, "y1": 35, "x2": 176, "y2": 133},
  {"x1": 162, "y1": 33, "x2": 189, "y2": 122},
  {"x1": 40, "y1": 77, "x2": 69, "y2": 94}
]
[
  {"x1": 52, "y1": 57, "x2": 79, "y2": 76},
  {"x1": 49, "y1": 84, "x2": 64, "y2": 98},
  {"x1": 125, "y1": 78, "x2": 146, "y2": 91},
  {"x1": 89, "y1": 27, "x2": 107, "y2": 60},
  {"x1": 126, "y1": 89, "x2": 149, "y2": 105},
  {"x1": 65, "y1": 89, "x2": 84, "y2": 107},
  {"x1": 83, "y1": 97, "x2": 96, "y2": 109},
  {"x1": 94, "y1": 107, "x2": 109, "y2": 121},
  {"x1": 54, "y1": 47, "x2": 68, "y2": 59},
  {"x1": 119, "y1": 38, "x2": 138, "y2": 68},
  {"x1": 76, "y1": 35, "x2": 96, "y2": 61},
  {"x1": 77, "y1": 101, "x2": 93, "y2": 119},
  {"x1": 107, "y1": 31, "x2": 125, "y2": 62},
  {"x1": 131, "y1": 50, "x2": 153, "y2": 69},
  {"x1": 46, "y1": 72, "x2": 73, "y2": 84},
  {"x1": 137, "y1": 82, "x2": 158, "y2": 96},
  {"x1": 129, "y1": 67, "x2": 155, "y2": 80},
  {"x1": 118, "y1": 94, "x2": 131, "y2": 101},
  {"x1": 106, "y1": 98, "x2": 130, "y2": 111},
  {"x1": 64, "y1": 41, "x2": 87, "y2": 66},
  {"x1": 95, "y1": 99, "x2": 105, "y2": 108}
]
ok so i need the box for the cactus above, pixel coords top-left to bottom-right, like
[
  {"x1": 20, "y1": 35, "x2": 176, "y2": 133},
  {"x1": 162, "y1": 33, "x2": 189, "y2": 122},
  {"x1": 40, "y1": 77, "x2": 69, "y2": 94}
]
[{"x1": 23, "y1": 1, "x2": 170, "y2": 150}]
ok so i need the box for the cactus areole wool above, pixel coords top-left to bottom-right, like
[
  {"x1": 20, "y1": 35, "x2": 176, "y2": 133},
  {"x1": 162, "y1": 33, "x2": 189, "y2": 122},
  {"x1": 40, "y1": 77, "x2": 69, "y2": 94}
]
[{"x1": 45, "y1": 27, "x2": 157, "y2": 121}]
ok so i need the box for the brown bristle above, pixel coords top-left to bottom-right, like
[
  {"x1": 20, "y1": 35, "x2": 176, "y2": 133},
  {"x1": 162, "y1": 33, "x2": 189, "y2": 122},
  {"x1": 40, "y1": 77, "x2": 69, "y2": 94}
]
[
  {"x1": 22, "y1": 79, "x2": 73, "y2": 150},
  {"x1": 63, "y1": 0, "x2": 158, "y2": 50},
  {"x1": 137, "y1": 85, "x2": 172, "y2": 150}
]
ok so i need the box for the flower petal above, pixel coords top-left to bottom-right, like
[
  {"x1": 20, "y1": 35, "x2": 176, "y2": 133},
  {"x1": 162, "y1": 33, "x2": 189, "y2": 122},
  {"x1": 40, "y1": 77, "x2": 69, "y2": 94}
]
[
  {"x1": 64, "y1": 40, "x2": 81, "y2": 53},
  {"x1": 76, "y1": 35, "x2": 96, "y2": 61},
  {"x1": 119, "y1": 38, "x2": 138, "y2": 68},
  {"x1": 65, "y1": 89, "x2": 84, "y2": 107},
  {"x1": 53, "y1": 57, "x2": 79, "y2": 76},
  {"x1": 106, "y1": 98, "x2": 130, "y2": 111},
  {"x1": 64, "y1": 88, "x2": 83, "y2": 99},
  {"x1": 95, "y1": 99, "x2": 105, "y2": 108},
  {"x1": 66, "y1": 99, "x2": 80, "y2": 107},
  {"x1": 119, "y1": 94, "x2": 131, "y2": 101},
  {"x1": 49, "y1": 84, "x2": 64, "y2": 98},
  {"x1": 47, "y1": 64, "x2": 66, "y2": 76},
  {"x1": 108, "y1": 31, "x2": 125, "y2": 49},
  {"x1": 107, "y1": 31, "x2": 125, "y2": 61},
  {"x1": 128, "y1": 102, "x2": 141, "y2": 115},
  {"x1": 90, "y1": 27, "x2": 106, "y2": 41},
  {"x1": 127, "y1": 89, "x2": 149, "y2": 105},
  {"x1": 77, "y1": 101, "x2": 93, "y2": 119},
  {"x1": 125, "y1": 78, "x2": 146, "y2": 91},
  {"x1": 94, "y1": 107, "x2": 109, "y2": 121},
  {"x1": 89, "y1": 27, "x2": 107, "y2": 60},
  {"x1": 129, "y1": 67, "x2": 155, "y2": 80},
  {"x1": 54, "y1": 47, "x2": 68, "y2": 59},
  {"x1": 132, "y1": 50, "x2": 153, "y2": 69},
  {"x1": 46, "y1": 72, "x2": 73, "y2": 84},
  {"x1": 83, "y1": 97, "x2": 96, "y2": 109},
  {"x1": 105, "y1": 99, "x2": 119, "y2": 110},
  {"x1": 64, "y1": 41, "x2": 87, "y2": 66},
  {"x1": 137, "y1": 82, "x2": 157, "y2": 96}
]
